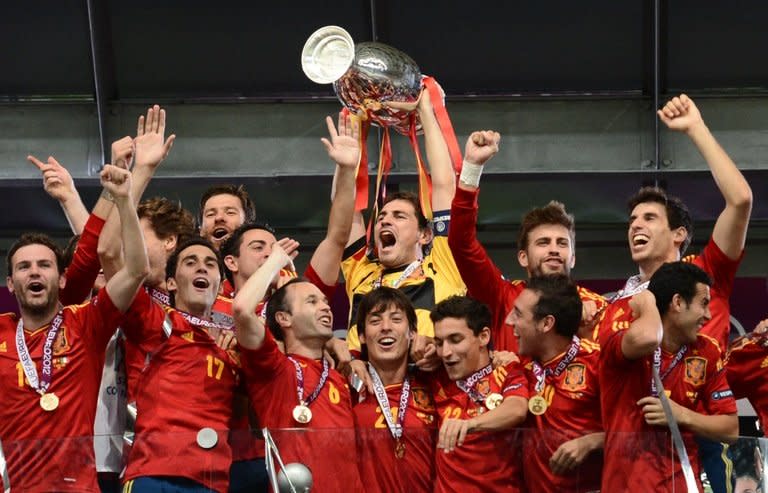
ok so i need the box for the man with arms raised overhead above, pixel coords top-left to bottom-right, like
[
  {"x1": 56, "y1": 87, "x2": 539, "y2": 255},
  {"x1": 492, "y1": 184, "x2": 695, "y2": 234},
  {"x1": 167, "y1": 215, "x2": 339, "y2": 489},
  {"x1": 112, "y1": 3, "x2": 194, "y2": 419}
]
[
  {"x1": 341, "y1": 94, "x2": 465, "y2": 359},
  {"x1": 0, "y1": 163, "x2": 148, "y2": 492},
  {"x1": 600, "y1": 262, "x2": 737, "y2": 492},
  {"x1": 430, "y1": 296, "x2": 529, "y2": 493},
  {"x1": 448, "y1": 130, "x2": 605, "y2": 352}
]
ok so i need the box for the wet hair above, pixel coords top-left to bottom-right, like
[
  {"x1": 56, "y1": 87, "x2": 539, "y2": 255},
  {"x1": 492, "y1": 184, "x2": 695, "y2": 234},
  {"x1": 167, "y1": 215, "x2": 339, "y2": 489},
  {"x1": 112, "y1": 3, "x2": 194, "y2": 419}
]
[
  {"x1": 199, "y1": 184, "x2": 256, "y2": 227},
  {"x1": 138, "y1": 197, "x2": 196, "y2": 242},
  {"x1": 627, "y1": 186, "x2": 693, "y2": 256},
  {"x1": 165, "y1": 237, "x2": 224, "y2": 306},
  {"x1": 219, "y1": 221, "x2": 277, "y2": 285},
  {"x1": 517, "y1": 201, "x2": 575, "y2": 252},
  {"x1": 7, "y1": 233, "x2": 64, "y2": 276},
  {"x1": 526, "y1": 274, "x2": 583, "y2": 338},
  {"x1": 648, "y1": 262, "x2": 711, "y2": 317},
  {"x1": 381, "y1": 191, "x2": 429, "y2": 231},
  {"x1": 430, "y1": 295, "x2": 492, "y2": 336},
  {"x1": 265, "y1": 277, "x2": 310, "y2": 341}
]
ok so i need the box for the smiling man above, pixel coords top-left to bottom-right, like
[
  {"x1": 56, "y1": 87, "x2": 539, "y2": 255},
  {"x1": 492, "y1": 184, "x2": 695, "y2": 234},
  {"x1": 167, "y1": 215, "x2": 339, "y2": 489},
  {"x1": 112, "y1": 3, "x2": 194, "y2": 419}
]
[
  {"x1": 234, "y1": 246, "x2": 364, "y2": 491},
  {"x1": 430, "y1": 295, "x2": 528, "y2": 493},
  {"x1": 0, "y1": 164, "x2": 148, "y2": 492},
  {"x1": 448, "y1": 130, "x2": 605, "y2": 352},
  {"x1": 353, "y1": 287, "x2": 437, "y2": 493},
  {"x1": 600, "y1": 261, "x2": 738, "y2": 492},
  {"x1": 342, "y1": 93, "x2": 465, "y2": 355},
  {"x1": 511, "y1": 275, "x2": 603, "y2": 493},
  {"x1": 121, "y1": 237, "x2": 243, "y2": 493}
]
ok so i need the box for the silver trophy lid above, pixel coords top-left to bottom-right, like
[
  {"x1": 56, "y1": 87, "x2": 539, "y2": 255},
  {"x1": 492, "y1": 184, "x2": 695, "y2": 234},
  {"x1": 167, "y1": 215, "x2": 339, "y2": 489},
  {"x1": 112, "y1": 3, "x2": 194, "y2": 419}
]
[
  {"x1": 301, "y1": 25, "x2": 355, "y2": 84},
  {"x1": 277, "y1": 462, "x2": 313, "y2": 493}
]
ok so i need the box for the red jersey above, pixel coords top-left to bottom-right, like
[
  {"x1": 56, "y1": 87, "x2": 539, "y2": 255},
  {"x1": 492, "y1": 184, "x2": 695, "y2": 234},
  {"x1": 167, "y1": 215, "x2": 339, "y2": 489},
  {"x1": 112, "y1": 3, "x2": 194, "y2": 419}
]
[
  {"x1": 59, "y1": 214, "x2": 106, "y2": 306},
  {"x1": 449, "y1": 186, "x2": 606, "y2": 352},
  {"x1": 596, "y1": 237, "x2": 740, "y2": 348},
  {"x1": 522, "y1": 338, "x2": 603, "y2": 493},
  {"x1": 353, "y1": 375, "x2": 437, "y2": 493},
  {"x1": 726, "y1": 332, "x2": 768, "y2": 431},
  {"x1": 430, "y1": 362, "x2": 528, "y2": 493},
  {"x1": 240, "y1": 332, "x2": 363, "y2": 493},
  {"x1": 0, "y1": 289, "x2": 123, "y2": 492},
  {"x1": 122, "y1": 289, "x2": 241, "y2": 493},
  {"x1": 600, "y1": 329, "x2": 736, "y2": 492}
]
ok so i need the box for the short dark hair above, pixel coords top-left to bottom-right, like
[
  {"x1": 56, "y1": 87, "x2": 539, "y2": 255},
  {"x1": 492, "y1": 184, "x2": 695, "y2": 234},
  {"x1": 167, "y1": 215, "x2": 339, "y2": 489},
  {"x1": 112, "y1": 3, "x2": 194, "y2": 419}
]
[
  {"x1": 382, "y1": 191, "x2": 429, "y2": 231},
  {"x1": 356, "y1": 287, "x2": 418, "y2": 338},
  {"x1": 138, "y1": 197, "x2": 196, "y2": 241},
  {"x1": 627, "y1": 187, "x2": 693, "y2": 256},
  {"x1": 430, "y1": 296, "x2": 491, "y2": 336},
  {"x1": 265, "y1": 277, "x2": 310, "y2": 341},
  {"x1": 526, "y1": 274, "x2": 583, "y2": 338},
  {"x1": 61, "y1": 235, "x2": 80, "y2": 270},
  {"x1": 518, "y1": 201, "x2": 575, "y2": 251},
  {"x1": 199, "y1": 184, "x2": 257, "y2": 226},
  {"x1": 7, "y1": 233, "x2": 64, "y2": 276},
  {"x1": 220, "y1": 221, "x2": 277, "y2": 285},
  {"x1": 648, "y1": 262, "x2": 711, "y2": 317},
  {"x1": 165, "y1": 237, "x2": 224, "y2": 307}
]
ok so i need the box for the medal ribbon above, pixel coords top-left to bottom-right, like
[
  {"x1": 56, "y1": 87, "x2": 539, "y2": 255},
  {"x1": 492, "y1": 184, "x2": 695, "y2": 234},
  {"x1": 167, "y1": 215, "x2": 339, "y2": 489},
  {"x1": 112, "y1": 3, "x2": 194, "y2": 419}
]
[
  {"x1": 373, "y1": 260, "x2": 422, "y2": 289},
  {"x1": 456, "y1": 364, "x2": 493, "y2": 402},
  {"x1": 368, "y1": 363, "x2": 410, "y2": 440},
  {"x1": 609, "y1": 275, "x2": 649, "y2": 303},
  {"x1": 15, "y1": 312, "x2": 64, "y2": 396},
  {"x1": 288, "y1": 357, "x2": 330, "y2": 406},
  {"x1": 531, "y1": 335, "x2": 581, "y2": 393},
  {"x1": 147, "y1": 286, "x2": 171, "y2": 307},
  {"x1": 175, "y1": 309, "x2": 232, "y2": 332},
  {"x1": 650, "y1": 345, "x2": 688, "y2": 397}
]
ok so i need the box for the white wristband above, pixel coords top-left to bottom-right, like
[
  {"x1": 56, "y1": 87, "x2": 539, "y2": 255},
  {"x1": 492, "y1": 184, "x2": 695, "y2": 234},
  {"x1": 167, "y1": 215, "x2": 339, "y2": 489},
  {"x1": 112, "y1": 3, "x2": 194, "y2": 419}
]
[{"x1": 459, "y1": 160, "x2": 484, "y2": 187}]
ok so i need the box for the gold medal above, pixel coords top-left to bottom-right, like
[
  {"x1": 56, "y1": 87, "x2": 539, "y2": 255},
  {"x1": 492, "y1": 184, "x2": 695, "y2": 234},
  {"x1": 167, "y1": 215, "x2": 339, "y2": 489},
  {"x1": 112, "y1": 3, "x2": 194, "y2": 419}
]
[
  {"x1": 292, "y1": 404, "x2": 312, "y2": 424},
  {"x1": 395, "y1": 440, "x2": 406, "y2": 459},
  {"x1": 485, "y1": 392, "x2": 503, "y2": 410},
  {"x1": 528, "y1": 395, "x2": 548, "y2": 416},
  {"x1": 39, "y1": 393, "x2": 59, "y2": 412}
]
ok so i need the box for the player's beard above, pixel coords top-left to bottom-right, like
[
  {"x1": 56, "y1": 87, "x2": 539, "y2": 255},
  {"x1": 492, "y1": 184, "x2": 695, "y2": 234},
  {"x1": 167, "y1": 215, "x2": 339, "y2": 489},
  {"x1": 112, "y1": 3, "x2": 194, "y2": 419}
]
[{"x1": 17, "y1": 284, "x2": 58, "y2": 317}]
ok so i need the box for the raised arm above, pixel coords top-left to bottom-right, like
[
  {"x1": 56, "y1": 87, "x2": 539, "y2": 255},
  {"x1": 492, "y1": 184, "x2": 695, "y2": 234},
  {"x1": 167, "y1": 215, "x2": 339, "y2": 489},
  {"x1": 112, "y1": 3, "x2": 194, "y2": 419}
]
[
  {"x1": 98, "y1": 106, "x2": 176, "y2": 279},
  {"x1": 658, "y1": 94, "x2": 752, "y2": 259},
  {"x1": 233, "y1": 245, "x2": 292, "y2": 350},
  {"x1": 27, "y1": 155, "x2": 89, "y2": 235},
  {"x1": 101, "y1": 165, "x2": 149, "y2": 312},
  {"x1": 621, "y1": 290, "x2": 663, "y2": 360},
  {"x1": 312, "y1": 112, "x2": 359, "y2": 285}
]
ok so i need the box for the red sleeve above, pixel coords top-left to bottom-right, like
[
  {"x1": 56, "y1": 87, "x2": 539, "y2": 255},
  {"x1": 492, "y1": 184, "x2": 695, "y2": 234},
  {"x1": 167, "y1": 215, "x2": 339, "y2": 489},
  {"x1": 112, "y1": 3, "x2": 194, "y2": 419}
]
[
  {"x1": 701, "y1": 341, "x2": 737, "y2": 415},
  {"x1": 59, "y1": 214, "x2": 105, "y2": 306},
  {"x1": 600, "y1": 327, "x2": 633, "y2": 371},
  {"x1": 241, "y1": 332, "x2": 293, "y2": 397},
  {"x1": 304, "y1": 263, "x2": 336, "y2": 301},
  {"x1": 448, "y1": 186, "x2": 511, "y2": 315},
  {"x1": 725, "y1": 336, "x2": 760, "y2": 400},
  {"x1": 70, "y1": 286, "x2": 125, "y2": 351},
  {"x1": 121, "y1": 288, "x2": 167, "y2": 353},
  {"x1": 499, "y1": 362, "x2": 529, "y2": 400},
  {"x1": 692, "y1": 237, "x2": 741, "y2": 301}
]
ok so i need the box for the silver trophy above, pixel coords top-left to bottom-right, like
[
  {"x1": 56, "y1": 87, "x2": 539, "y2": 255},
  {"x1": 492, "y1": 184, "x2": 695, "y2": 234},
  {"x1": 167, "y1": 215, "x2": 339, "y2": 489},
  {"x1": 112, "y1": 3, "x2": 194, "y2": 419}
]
[
  {"x1": 301, "y1": 25, "x2": 423, "y2": 135},
  {"x1": 263, "y1": 428, "x2": 313, "y2": 493}
]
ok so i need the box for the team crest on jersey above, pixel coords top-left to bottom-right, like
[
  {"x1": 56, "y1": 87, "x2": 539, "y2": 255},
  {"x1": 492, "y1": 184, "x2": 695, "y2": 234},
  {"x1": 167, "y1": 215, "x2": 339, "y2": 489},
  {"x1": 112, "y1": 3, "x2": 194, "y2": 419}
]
[
  {"x1": 53, "y1": 356, "x2": 69, "y2": 369},
  {"x1": 53, "y1": 329, "x2": 71, "y2": 355},
  {"x1": 684, "y1": 357, "x2": 707, "y2": 386},
  {"x1": 412, "y1": 387, "x2": 434, "y2": 411},
  {"x1": 563, "y1": 363, "x2": 587, "y2": 391}
]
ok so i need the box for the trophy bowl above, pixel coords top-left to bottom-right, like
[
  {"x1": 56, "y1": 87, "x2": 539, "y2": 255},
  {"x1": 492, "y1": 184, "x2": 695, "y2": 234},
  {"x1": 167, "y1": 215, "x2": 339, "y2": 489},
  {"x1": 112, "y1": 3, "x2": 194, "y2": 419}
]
[
  {"x1": 301, "y1": 26, "x2": 423, "y2": 134},
  {"x1": 333, "y1": 41, "x2": 423, "y2": 134}
]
